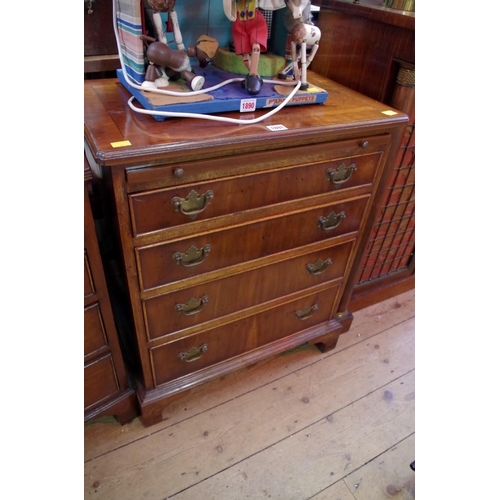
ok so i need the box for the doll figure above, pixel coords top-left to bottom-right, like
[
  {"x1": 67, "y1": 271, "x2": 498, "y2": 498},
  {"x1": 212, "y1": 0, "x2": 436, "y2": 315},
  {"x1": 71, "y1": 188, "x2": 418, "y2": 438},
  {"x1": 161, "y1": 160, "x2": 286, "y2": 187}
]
[
  {"x1": 278, "y1": 0, "x2": 320, "y2": 89},
  {"x1": 223, "y1": 0, "x2": 269, "y2": 95},
  {"x1": 141, "y1": 34, "x2": 218, "y2": 90}
]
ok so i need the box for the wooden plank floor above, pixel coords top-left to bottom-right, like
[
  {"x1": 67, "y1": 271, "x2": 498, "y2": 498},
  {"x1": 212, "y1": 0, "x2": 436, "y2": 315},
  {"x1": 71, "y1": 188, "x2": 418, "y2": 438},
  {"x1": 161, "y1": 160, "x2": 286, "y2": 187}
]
[{"x1": 84, "y1": 289, "x2": 415, "y2": 500}]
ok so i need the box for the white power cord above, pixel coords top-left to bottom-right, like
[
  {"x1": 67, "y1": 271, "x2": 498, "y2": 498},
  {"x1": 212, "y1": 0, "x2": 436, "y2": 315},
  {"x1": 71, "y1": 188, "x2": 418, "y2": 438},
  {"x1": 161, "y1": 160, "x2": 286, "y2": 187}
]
[{"x1": 113, "y1": 0, "x2": 302, "y2": 123}]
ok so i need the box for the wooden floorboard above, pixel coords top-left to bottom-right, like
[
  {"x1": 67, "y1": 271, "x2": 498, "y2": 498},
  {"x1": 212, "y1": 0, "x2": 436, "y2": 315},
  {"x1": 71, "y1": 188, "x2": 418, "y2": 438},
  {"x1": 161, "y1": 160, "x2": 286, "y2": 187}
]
[{"x1": 84, "y1": 289, "x2": 415, "y2": 499}]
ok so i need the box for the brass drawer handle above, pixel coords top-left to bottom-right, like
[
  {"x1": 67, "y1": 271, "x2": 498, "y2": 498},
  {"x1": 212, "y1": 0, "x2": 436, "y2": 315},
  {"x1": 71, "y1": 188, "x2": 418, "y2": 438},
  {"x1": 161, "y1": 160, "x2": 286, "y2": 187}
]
[
  {"x1": 295, "y1": 303, "x2": 319, "y2": 320},
  {"x1": 318, "y1": 211, "x2": 346, "y2": 232},
  {"x1": 175, "y1": 295, "x2": 209, "y2": 316},
  {"x1": 178, "y1": 344, "x2": 208, "y2": 362},
  {"x1": 326, "y1": 163, "x2": 357, "y2": 188},
  {"x1": 172, "y1": 244, "x2": 211, "y2": 267},
  {"x1": 306, "y1": 258, "x2": 333, "y2": 276},
  {"x1": 171, "y1": 189, "x2": 214, "y2": 219}
]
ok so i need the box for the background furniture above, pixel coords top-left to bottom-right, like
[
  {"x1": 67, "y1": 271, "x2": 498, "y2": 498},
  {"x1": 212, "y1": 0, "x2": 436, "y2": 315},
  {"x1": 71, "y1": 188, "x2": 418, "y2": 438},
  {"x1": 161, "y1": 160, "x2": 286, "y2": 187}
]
[
  {"x1": 84, "y1": 73, "x2": 407, "y2": 426},
  {"x1": 84, "y1": 0, "x2": 121, "y2": 76},
  {"x1": 311, "y1": 0, "x2": 415, "y2": 310},
  {"x1": 84, "y1": 156, "x2": 137, "y2": 424}
]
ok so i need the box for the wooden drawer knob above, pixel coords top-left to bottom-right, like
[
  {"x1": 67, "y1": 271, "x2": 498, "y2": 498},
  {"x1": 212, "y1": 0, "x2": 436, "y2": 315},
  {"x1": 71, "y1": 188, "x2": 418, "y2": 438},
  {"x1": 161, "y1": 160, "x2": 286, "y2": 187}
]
[
  {"x1": 360, "y1": 140, "x2": 369, "y2": 148},
  {"x1": 173, "y1": 167, "x2": 185, "y2": 178}
]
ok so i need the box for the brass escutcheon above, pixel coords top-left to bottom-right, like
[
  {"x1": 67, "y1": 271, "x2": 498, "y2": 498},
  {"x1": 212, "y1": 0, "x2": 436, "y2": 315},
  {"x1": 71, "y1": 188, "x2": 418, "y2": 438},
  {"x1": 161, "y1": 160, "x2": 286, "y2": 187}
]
[
  {"x1": 295, "y1": 303, "x2": 319, "y2": 320},
  {"x1": 326, "y1": 163, "x2": 357, "y2": 188},
  {"x1": 175, "y1": 295, "x2": 209, "y2": 316},
  {"x1": 318, "y1": 211, "x2": 346, "y2": 232},
  {"x1": 178, "y1": 344, "x2": 208, "y2": 362},
  {"x1": 172, "y1": 244, "x2": 211, "y2": 267},
  {"x1": 171, "y1": 189, "x2": 214, "y2": 219},
  {"x1": 306, "y1": 258, "x2": 333, "y2": 276}
]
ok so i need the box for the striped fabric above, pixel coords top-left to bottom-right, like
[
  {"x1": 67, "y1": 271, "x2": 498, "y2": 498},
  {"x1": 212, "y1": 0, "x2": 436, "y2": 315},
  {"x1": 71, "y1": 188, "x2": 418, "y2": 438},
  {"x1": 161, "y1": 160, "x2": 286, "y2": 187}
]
[{"x1": 115, "y1": 0, "x2": 146, "y2": 84}]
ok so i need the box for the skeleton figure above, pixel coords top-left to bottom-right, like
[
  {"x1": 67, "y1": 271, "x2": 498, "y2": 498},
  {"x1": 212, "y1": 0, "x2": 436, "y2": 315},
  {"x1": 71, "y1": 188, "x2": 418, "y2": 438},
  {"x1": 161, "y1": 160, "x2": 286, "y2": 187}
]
[{"x1": 223, "y1": 0, "x2": 269, "y2": 95}]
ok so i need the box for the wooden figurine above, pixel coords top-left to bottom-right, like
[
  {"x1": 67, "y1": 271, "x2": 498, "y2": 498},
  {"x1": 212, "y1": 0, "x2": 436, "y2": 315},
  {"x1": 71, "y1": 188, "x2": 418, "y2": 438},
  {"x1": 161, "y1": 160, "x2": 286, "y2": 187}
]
[
  {"x1": 223, "y1": 0, "x2": 268, "y2": 95},
  {"x1": 142, "y1": 0, "x2": 218, "y2": 91},
  {"x1": 279, "y1": 0, "x2": 321, "y2": 89},
  {"x1": 144, "y1": 0, "x2": 184, "y2": 48},
  {"x1": 141, "y1": 34, "x2": 219, "y2": 91}
]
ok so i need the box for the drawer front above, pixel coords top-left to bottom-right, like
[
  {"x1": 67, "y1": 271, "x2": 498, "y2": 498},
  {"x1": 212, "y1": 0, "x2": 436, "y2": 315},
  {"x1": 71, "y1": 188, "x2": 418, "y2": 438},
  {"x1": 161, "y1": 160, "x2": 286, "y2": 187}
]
[
  {"x1": 129, "y1": 152, "x2": 381, "y2": 236},
  {"x1": 84, "y1": 354, "x2": 120, "y2": 410},
  {"x1": 137, "y1": 195, "x2": 368, "y2": 291},
  {"x1": 150, "y1": 284, "x2": 341, "y2": 386},
  {"x1": 84, "y1": 303, "x2": 108, "y2": 356},
  {"x1": 143, "y1": 240, "x2": 354, "y2": 340},
  {"x1": 125, "y1": 136, "x2": 390, "y2": 189}
]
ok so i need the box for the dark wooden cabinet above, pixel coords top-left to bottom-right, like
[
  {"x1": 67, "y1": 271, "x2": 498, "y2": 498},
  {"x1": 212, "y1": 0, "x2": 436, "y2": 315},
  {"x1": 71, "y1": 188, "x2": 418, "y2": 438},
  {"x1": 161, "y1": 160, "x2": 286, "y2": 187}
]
[
  {"x1": 84, "y1": 157, "x2": 137, "y2": 424},
  {"x1": 84, "y1": 0, "x2": 120, "y2": 75},
  {"x1": 84, "y1": 73, "x2": 407, "y2": 427},
  {"x1": 311, "y1": 0, "x2": 415, "y2": 309}
]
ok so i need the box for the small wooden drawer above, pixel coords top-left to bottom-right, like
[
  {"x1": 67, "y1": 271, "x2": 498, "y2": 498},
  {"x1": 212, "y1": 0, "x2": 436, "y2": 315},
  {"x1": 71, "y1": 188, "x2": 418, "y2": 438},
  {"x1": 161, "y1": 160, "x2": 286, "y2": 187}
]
[
  {"x1": 84, "y1": 303, "x2": 108, "y2": 357},
  {"x1": 143, "y1": 240, "x2": 354, "y2": 340},
  {"x1": 84, "y1": 354, "x2": 120, "y2": 410},
  {"x1": 129, "y1": 152, "x2": 382, "y2": 236},
  {"x1": 150, "y1": 284, "x2": 342, "y2": 386},
  {"x1": 137, "y1": 195, "x2": 369, "y2": 291}
]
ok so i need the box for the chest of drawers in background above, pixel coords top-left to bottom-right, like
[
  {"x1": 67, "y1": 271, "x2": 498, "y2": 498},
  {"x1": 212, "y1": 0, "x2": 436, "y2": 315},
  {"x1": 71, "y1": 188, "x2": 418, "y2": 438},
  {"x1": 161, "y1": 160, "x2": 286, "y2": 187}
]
[
  {"x1": 84, "y1": 156, "x2": 137, "y2": 424},
  {"x1": 84, "y1": 73, "x2": 407, "y2": 426}
]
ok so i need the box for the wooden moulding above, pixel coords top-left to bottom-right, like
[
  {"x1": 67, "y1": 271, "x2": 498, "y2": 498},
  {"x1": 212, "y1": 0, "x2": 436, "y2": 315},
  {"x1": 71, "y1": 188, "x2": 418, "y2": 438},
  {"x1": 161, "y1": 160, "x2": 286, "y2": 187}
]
[{"x1": 84, "y1": 385, "x2": 138, "y2": 425}]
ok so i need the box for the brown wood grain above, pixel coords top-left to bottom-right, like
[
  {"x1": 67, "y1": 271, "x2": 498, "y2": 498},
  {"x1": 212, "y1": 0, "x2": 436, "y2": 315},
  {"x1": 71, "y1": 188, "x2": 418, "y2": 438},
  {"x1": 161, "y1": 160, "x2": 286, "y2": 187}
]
[{"x1": 311, "y1": 9, "x2": 414, "y2": 105}]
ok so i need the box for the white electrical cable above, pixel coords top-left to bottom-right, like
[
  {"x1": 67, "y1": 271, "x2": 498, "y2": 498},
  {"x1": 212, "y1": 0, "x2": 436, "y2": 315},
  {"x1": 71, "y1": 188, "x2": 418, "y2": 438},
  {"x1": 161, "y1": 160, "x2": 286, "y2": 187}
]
[
  {"x1": 113, "y1": 0, "x2": 302, "y2": 123},
  {"x1": 126, "y1": 83, "x2": 300, "y2": 123}
]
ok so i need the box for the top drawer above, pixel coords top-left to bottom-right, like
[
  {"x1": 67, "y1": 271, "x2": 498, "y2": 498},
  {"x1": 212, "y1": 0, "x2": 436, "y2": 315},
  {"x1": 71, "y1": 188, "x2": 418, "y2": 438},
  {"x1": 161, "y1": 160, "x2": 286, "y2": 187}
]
[{"x1": 127, "y1": 137, "x2": 389, "y2": 237}]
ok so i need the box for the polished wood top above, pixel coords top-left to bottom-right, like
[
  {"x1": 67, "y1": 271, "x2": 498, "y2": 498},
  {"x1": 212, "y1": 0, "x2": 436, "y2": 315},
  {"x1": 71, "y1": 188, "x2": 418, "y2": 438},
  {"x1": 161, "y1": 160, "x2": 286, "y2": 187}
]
[{"x1": 84, "y1": 72, "x2": 408, "y2": 167}]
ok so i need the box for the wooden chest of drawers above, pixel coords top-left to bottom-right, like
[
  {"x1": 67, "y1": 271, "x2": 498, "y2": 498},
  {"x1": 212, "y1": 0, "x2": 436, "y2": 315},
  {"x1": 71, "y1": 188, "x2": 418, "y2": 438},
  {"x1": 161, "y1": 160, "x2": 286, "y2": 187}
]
[
  {"x1": 84, "y1": 157, "x2": 137, "y2": 423},
  {"x1": 84, "y1": 73, "x2": 407, "y2": 426}
]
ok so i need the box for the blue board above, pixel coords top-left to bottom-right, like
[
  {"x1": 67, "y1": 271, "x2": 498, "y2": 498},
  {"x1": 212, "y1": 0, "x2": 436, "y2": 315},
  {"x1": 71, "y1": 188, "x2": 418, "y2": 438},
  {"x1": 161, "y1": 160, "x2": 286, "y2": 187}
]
[{"x1": 117, "y1": 67, "x2": 328, "y2": 122}]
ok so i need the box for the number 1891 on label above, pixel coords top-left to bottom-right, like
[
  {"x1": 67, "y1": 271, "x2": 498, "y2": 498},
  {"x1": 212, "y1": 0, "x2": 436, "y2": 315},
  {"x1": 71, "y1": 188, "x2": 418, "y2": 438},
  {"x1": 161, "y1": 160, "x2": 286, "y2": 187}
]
[{"x1": 240, "y1": 99, "x2": 257, "y2": 113}]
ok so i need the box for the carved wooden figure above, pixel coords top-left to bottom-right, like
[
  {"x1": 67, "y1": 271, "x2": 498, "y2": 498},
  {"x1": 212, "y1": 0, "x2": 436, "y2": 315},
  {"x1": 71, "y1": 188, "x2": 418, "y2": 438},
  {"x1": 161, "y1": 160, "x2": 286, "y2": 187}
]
[
  {"x1": 283, "y1": 0, "x2": 321, "y2": 89},
  {"x1": 141, "y1": 34, "x2": 218, "y2": 91},
  {"x1": 223, "y1": 0, "x2": 268, "y2": 95},
  {"x1": 141, "y1": 0, "x2": 218, "y2": 91}
]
